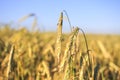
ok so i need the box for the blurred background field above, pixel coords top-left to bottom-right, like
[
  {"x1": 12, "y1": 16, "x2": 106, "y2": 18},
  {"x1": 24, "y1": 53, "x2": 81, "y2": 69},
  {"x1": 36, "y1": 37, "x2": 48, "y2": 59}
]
[{"x1": 0, "y1": 25, "x2": 120, "y2": 80}]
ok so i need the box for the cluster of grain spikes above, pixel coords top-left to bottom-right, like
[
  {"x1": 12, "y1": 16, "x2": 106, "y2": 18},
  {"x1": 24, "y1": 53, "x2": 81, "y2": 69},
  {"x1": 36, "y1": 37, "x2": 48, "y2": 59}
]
[
  {"x1": 54, "y1": 11, "x2": 94, "y2": 80},
  {"x1": 62, "y1": 27, "x2": 79, "y2": 80}
]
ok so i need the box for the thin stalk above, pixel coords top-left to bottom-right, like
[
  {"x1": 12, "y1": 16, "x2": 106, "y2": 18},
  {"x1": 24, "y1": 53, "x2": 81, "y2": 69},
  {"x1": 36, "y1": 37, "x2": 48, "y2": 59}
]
[
  {"x1": 79, "y1": 28, "x2": 92, "y2": 77},
  {"x1": 63, "y1": 10, "x2": 72, "y2": 32}
]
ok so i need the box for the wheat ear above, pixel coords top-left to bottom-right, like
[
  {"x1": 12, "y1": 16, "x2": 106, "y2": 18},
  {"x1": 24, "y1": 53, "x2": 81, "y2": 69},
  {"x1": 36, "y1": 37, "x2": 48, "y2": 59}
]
[
  {"x1": 7, "y1": 45, "x2": 15, "y2": 80},
  {"x1": 55, "y1": 12, "x2": 63, "y2": 64}
]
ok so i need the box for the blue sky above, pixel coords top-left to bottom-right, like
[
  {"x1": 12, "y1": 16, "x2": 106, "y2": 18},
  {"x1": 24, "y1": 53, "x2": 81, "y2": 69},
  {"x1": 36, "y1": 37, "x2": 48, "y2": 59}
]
[{"x1": 0, "y1": 0, "x2": 120, "y2": 34}]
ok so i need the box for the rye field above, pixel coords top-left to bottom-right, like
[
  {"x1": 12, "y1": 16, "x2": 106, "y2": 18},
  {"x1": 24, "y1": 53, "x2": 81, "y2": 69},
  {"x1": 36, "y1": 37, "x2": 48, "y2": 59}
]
[{"x1": 0, "y1": 12, "x2": 120, "y2": 80}]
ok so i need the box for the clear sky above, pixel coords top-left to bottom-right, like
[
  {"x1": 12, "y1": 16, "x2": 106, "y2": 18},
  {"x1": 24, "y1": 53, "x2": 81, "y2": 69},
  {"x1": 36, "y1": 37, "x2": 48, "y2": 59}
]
[{"x1": 0, "y1": 0, "x2": 120, "y2": 34}]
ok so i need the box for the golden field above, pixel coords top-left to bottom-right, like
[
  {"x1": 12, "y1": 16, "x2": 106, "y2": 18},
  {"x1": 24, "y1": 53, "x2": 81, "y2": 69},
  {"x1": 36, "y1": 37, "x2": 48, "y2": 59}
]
[{"x1": 0, "y1": 12, "x2": 120, "y2": 80}]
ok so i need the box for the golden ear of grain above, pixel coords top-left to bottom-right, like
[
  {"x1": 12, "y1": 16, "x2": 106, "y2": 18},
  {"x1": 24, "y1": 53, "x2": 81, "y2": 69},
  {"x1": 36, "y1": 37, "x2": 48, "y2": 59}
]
[
  {"x1": 55, "y1": 12, "x2": 63, "y2": 64},
  {"x1": 97, "y1": 40, "x2": 112, "y2": 60},
  {"x1": 62, "y1": 27, "x2": 79, "y2": 80},
  {"x1": 76, "y1": 33, "x2": 80, "y2": 52},
  {"x1": 18, "y1": 13, "x2": 35, "y2": 23},
  {"x1": 42, "y1": 61, "x2": 52, "y2": 80},
  {"x1": 7, "y1": 45, "x2": 15, "y2": 79},
  {"x1": 59, "y1": 27, "x2": 79, "y2": 72},
  {"x1": 88, "y1": 51, "x2": 94, "y2": 79},
  {"x1": 18, "y1": 15, "x2": 29, "y2": 23}
]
